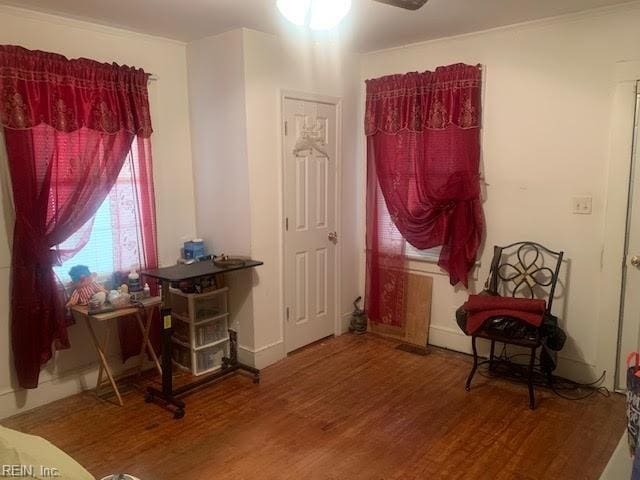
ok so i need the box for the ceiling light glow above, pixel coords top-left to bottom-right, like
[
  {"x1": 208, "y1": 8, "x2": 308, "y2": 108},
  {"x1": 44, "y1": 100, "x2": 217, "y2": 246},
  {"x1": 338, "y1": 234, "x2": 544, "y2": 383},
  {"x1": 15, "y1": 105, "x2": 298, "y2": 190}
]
[{"x1": 277, "y1": 0, "x2": 352, "y2": 31}]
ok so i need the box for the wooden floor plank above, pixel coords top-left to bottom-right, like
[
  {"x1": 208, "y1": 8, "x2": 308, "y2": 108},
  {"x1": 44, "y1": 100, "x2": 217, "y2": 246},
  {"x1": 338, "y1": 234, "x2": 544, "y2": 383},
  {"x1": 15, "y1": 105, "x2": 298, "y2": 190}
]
[{"x1": 2, "y1": 334, "x2": 625, "y2": 480}]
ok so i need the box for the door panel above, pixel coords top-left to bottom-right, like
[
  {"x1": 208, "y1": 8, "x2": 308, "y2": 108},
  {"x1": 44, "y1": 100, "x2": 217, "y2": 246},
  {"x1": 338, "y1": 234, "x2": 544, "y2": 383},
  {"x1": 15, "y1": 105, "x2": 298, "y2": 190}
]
[
  {"x1": 618, "y1": 83, "x2": 640, "y2": 389},
  {"x1": 315, "y1": 157, "x2": 328, "y2": 228},
  {"x1": 316, "y1": 247, "x2": 327, "y2": 316},
  {"x1": 295, "y1": 251, "x2": 308, "y2": 324},
  {"x1": 296, "y1": 157, "x2": 308, "y2": 230},
  {"x1": 284, "y1": 97, "x2": 337, "y2": 353}
]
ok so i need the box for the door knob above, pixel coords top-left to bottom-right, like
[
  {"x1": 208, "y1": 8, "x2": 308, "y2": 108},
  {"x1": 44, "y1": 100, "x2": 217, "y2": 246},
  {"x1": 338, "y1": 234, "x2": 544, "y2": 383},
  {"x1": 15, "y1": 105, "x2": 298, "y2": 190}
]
[
  {"x1": 632, "y1": 255, "x2": 640, "y2": 267},
  {"x1": 328, "y1": 231, "x2": 338, "y2": 243}
]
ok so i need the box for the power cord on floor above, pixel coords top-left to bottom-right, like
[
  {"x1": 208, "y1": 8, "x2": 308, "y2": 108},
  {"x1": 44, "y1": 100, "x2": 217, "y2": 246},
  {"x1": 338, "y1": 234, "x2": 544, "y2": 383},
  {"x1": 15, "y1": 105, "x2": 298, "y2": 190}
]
[{"x1": 476, "y1": 345, "x2": 610, "y2": 401}]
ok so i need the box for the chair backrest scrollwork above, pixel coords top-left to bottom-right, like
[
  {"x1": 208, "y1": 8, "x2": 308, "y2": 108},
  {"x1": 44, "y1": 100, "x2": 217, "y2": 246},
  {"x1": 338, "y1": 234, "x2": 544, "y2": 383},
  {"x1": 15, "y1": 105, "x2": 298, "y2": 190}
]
[{"x1": 487, "y1": 241, "x2": 564, "y2": 314}]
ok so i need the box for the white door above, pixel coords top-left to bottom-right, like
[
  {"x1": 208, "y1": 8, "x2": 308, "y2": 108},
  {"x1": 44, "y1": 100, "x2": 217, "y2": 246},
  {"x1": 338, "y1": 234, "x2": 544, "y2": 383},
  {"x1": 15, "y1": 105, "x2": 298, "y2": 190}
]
[
  {"x1": 618, "y1": 84, "x2": 640, "y2": 389},
  {"x1": 283, "y1": 96, "x2": 338, "y2": 353}
]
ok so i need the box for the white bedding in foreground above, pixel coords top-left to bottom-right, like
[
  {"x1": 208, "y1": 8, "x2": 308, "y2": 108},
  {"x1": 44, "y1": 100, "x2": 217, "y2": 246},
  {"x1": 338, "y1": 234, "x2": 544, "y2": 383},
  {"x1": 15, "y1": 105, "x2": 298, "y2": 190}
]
[{"x1": 0, "y1": 425, "x2": 94, "y2": 480}]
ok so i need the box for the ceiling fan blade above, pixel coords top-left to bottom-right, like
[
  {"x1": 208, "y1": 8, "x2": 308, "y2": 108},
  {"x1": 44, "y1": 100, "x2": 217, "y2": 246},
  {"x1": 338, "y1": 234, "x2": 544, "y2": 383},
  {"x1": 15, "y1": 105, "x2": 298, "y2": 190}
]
[{"x1": 372, "y1": 0, "x2": 429, "y2": 10}]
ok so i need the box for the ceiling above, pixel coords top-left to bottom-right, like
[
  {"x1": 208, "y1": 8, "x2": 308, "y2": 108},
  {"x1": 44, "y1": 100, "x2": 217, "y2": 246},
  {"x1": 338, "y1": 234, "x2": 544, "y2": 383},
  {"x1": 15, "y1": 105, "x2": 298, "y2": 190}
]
[{"x1": 1, "y1": 0, "x2": 634, "y2": 52}]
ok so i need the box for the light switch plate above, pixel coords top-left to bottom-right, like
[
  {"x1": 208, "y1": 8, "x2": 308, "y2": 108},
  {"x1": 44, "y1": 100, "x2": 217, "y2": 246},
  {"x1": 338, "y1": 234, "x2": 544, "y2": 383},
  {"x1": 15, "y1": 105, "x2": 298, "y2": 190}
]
[{"x1": 572, "y1": 196, "x2": 593, "y2": 215}]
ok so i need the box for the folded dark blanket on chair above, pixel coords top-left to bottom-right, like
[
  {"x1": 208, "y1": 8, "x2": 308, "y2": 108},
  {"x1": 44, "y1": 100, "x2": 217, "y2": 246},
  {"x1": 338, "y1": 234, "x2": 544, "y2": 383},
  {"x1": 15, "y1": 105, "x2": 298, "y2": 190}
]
[
  {"x1": 456, "y1": 293, "x2": 567, "y2": 373},
  {"x1": 463, "y1": 295, "x2": 546, "y2": 335}
]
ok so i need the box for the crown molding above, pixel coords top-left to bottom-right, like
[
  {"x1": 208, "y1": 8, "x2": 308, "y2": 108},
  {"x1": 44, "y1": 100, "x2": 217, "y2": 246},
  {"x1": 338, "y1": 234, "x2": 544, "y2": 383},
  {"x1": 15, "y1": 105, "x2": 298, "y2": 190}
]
[
  {"x1": 0, "y1": 3, "x2": 186, "y2": 47},
  {"x1": 364, "y1": 0, "x2": 640, "y2": 56}
]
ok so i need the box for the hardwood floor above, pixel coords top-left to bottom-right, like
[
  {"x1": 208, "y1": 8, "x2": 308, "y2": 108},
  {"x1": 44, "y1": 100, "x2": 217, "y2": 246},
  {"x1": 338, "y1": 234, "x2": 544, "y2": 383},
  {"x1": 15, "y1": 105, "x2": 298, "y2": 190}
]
[{"x1": 2, "y1": 334, "x2": 625, "y2": 480}]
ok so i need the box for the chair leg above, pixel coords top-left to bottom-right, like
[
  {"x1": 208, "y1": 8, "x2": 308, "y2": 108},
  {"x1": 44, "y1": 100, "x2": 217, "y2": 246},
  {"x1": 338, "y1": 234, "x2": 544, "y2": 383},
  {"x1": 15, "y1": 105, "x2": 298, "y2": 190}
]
[
  {"x1": 528, "y1": 347, "x2": 537, "y2": 410},
  {"x1": 489, "y1": 340, "x2": 496, "y2": 372},
  {"x1": 465, "y1": 336, "x2": 479, "y2": 391}
]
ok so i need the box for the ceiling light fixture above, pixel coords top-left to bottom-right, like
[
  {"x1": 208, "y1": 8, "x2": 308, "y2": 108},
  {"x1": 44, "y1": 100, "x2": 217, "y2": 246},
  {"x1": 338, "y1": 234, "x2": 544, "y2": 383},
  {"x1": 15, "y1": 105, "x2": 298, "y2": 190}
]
[{"x1": 277, "y1": 0, "x2": 352, "y2": 31}]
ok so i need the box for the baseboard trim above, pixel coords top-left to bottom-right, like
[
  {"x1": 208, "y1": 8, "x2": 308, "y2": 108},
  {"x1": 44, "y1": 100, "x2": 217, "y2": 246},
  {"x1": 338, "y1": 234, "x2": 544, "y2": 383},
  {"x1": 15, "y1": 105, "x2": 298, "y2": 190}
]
[
  {"x1": 340, "y1": 312, "x2": 351, "y2": 334},
  {"x1": 428, "y1": 325, "x2": 474, "y2": 354},
  {"x1": 238, "y1": 340, "x2": 285, "y2": 369},
  {"x1": 0, "y1": 354, "x2": 154, "y2": 420},
  {"x1": 428, "y1": 324, "x2": 600, "y2": 383}
]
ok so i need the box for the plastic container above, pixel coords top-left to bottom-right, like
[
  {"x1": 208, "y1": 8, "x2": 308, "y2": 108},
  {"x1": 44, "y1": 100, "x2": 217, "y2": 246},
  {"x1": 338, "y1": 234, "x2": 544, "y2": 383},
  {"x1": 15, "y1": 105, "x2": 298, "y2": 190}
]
[
  {"x1": 169, "y1": 287, "x2": 228, "y2": 321},
  {"x1": 196, "y1": 342, "x2": 228, "y2": 373},
  {"x1": 195, "y1": 317, "x2": 228, "y2": 347},
  {"x1": 183, "y1": 239, "x2": 206, "y2": 260},
  {"x1": 128, "y1": 270, "x2": 141, "y2": 292},
  {"x1": 194, "y1": 294, "x2": 225, "y2": 321},
  {"x1": 172, "y1": 318, "x2": 190, "y2": 345},
  {"x1": 171, "y1": 341, "x2": 191, "y2": 371}
]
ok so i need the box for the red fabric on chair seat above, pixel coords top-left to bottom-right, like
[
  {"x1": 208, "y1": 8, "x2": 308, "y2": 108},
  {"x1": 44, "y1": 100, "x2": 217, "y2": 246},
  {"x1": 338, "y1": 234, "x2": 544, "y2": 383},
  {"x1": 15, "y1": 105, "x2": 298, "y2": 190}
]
[{"x1": 463, "y1": 295, "x2": 546, "y2": 335}]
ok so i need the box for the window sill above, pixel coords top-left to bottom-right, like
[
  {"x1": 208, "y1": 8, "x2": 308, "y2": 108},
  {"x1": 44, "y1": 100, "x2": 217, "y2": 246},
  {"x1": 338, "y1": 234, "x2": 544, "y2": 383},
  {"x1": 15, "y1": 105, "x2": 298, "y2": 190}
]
[
  {"x1": 405, "y1": 257, "x2": 481, "y2": 280},
  {"x1": 362, "y1": 248, "x2": 481, "y2": 280},
  {"x1": 405, "y1": 254, "x2": 440, "y2": 264}
]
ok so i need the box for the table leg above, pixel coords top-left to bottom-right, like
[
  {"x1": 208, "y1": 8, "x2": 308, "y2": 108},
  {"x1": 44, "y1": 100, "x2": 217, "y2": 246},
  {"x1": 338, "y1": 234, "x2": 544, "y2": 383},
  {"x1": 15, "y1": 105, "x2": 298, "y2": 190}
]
[
  {"x1": 95, "y1": 326, "x2": 111, "y2": 394},
  {"x1": 145, "y1": 280, "x2": 185, "y2": 419},
  {"x1": 96, "y1": 362, "x2": 103, "y2": 394},
  {"x1": 160, "y1": 281, "x2": 173, "y2": 397},
  {"x1": 84, "y1": 317, "x2": 123, "y2": 406},
  {"x1": 136, "y1": 309, "x2": 162, "y2": 376},
  {"x1": 224, "y1": 329, "x2": 260, "y2": 384}
]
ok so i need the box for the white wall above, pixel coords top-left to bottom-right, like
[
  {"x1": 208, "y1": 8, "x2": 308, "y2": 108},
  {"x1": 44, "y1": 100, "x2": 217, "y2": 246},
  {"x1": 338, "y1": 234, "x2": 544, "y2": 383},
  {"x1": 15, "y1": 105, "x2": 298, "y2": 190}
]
[
  {"x1": 242, "y1": 29, "x2": 361, "y2": 365},
  {"x1": 0, "y1": 6, "x2": 196, "y2": 418},
  {"x1": 187, "y1": 28, "x2": 362, "y2": 367},
  {"x1": 359, "y1": 3, "x2": 640, "y2": 384},
  {"x1": 188, "y1": 30, "x2": 252, "y2": 256},
  {"x1": 187, "y1": 30, "x2": 256, "y2": 354}
]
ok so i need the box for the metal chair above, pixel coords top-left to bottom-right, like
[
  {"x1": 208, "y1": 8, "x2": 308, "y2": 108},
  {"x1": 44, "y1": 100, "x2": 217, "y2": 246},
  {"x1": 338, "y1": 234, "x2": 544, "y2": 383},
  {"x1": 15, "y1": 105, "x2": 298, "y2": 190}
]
[{"x1": 464, "y1": 241, "x2": 564, "y2": 409}]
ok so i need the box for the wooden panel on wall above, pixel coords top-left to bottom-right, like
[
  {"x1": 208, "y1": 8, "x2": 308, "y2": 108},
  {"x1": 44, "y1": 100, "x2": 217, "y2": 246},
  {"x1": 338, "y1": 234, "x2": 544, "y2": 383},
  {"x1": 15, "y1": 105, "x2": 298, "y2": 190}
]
[{"x1": 369, "y1": 273, "x2": 433, "y2": 348}]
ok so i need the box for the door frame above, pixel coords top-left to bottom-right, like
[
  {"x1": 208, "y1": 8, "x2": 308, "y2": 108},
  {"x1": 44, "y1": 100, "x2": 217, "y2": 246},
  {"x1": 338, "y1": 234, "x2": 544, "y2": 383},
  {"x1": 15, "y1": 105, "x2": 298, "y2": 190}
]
[
  {"x1": 600, "y1": 61, "x2": 640, "y2": 391},
  {"x1": 280, "y1": 90, "x2": 343, "y2": 354}
]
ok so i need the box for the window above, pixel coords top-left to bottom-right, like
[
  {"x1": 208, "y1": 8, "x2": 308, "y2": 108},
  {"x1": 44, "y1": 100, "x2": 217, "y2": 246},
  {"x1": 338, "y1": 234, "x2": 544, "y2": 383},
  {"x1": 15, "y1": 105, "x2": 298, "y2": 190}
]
[
  {"x1": 53, "y1": 198, "x2": 114, "y2": 283},
  {"x1": 405, "y1": 242, "x2": 442, "y2": 263},
  {"x1": 53, "y1": 146, "x2": 145, "y2": 285}
]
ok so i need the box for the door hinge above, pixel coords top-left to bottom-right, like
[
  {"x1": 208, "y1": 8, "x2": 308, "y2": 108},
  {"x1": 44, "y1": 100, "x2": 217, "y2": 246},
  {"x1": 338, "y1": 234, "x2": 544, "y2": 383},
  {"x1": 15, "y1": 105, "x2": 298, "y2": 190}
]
[
  {"x1": 284, "y1": 120, "x2": 288, "y2": 136},
  {"x1": 285, "y1": 217, "x2": 289, "y2": 231},
  {"x1": 286, "y1": 306, "x2": 290, "y2": 322}
]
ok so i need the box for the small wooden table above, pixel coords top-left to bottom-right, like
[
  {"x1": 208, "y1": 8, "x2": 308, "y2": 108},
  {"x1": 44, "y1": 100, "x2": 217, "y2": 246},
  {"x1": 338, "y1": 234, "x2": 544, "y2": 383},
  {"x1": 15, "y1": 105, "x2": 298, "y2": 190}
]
[{"x1": 71, "y1": 297, "x2": 163, "y2": 406}]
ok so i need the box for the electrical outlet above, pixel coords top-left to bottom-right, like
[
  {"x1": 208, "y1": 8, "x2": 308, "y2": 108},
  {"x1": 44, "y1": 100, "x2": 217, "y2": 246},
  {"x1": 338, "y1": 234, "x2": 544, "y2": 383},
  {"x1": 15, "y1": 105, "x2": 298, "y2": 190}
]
[{"x1": 572, "y1": 196, "x2": 592, "y2": 215}]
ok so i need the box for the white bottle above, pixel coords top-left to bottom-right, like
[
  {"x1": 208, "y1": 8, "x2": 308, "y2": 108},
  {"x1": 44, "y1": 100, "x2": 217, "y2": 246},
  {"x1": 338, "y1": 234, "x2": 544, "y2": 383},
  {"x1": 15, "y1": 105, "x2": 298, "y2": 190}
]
[
  {"x1": 128, "y1": 269, "x2": 141, "y2": 292},
  {"x1": 143, "y1": 283, "x2": 151, "y2": 298}
]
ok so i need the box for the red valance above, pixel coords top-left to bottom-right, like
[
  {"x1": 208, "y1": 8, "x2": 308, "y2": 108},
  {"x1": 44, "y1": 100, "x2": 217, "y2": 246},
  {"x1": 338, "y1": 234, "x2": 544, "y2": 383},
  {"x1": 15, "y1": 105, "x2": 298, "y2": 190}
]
[
  {"x1": 365, "y1": 63, "x2": 481, "y2": 135},
  {"x1": 0, "y1": 45, "x2": 152, "y2": 137}
]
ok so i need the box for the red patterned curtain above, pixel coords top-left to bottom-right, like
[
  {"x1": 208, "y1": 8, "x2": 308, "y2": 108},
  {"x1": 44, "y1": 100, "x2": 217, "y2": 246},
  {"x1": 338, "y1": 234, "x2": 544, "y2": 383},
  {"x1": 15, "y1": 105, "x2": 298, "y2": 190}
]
[
  {"x1": 0, "y1": 45, "x2": 154, "y2": 388},
  {"x1": 365, "y1": 63, "x2": 484, "y2": 326},
  {"x1": 111, "y1": 136, "x2": 160, "y2": 362}
]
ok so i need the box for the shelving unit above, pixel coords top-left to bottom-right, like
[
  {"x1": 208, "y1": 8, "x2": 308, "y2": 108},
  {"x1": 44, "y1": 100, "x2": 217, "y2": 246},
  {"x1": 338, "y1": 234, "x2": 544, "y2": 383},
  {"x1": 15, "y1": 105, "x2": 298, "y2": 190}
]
[
  {"x1": 169, "y1": 287, "x2": 230, "y2": 375},
  {"x1": 142, "y1": 260, "x2": 262, "y2": 419}
]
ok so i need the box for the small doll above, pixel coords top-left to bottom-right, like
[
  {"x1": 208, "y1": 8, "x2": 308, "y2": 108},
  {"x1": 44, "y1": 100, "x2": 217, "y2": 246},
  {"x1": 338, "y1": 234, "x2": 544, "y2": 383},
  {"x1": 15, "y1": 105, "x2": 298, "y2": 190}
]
[{"x1": 66, "y1": 265, "x2": 106, "y2": 307}]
